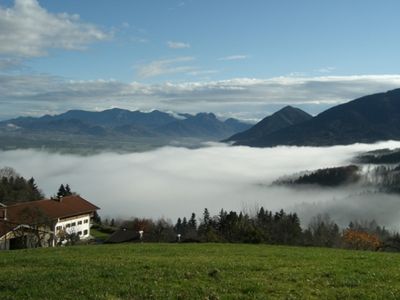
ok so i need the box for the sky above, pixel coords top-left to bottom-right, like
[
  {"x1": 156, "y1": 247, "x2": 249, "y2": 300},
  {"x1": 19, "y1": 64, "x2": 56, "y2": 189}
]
[
  {"x1": 3, "y1": 141, "x2": 400, "y2": 229},
  {"x1": 1, "y1": 0, "x2": 400, "y2": 121}
]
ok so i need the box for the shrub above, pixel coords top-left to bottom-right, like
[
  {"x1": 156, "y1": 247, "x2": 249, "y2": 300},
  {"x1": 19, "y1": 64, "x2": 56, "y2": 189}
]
[{"x1": 343, "y1": 229, "x2": 381, "y2": 251}]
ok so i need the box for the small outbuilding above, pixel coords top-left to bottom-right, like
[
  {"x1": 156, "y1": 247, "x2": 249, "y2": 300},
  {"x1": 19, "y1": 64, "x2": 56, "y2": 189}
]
[{"x1": 104, "y1": 228, "x2": 140, "y2": 244}]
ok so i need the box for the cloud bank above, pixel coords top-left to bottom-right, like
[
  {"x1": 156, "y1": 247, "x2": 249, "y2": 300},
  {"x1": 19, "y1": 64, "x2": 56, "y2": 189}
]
[
  {"x1": 1, "y1": 73, "x2": 400, "y2": 121},
  {"x1": 1, "y1": 141, "x2": 400, "y2": 229}
]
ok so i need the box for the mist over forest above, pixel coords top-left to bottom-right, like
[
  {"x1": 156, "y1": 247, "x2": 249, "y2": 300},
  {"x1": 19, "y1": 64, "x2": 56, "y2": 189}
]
[{"x1": 1, "y1": 140, "x2": 400, "y2": 230}]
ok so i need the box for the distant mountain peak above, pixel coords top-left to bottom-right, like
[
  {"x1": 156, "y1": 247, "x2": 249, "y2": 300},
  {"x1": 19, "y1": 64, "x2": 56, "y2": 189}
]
[
  {"x1": 275, "y1": 105, "x2": 311, "y2": 117},
  {"x1": 280, "y1": 105, "x2": 296, "y2": 111},
  {"x1": 278, "y1": 105, "x2": 304, "y2": 113},
  {"x1": 224, "y1": 106, "x2": 312, "y2": 144},
  {"x1": 233, "y1": 88, "x2": 400, "y2": 147},
  {"x1": 194, "y1": 112, "x2": 217, "y2": 119}
]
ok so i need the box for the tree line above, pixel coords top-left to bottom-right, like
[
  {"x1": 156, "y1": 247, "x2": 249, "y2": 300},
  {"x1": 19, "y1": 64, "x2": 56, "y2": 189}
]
[{"x1": 98, "y1": 208, "x2": 400, "y2": 252}]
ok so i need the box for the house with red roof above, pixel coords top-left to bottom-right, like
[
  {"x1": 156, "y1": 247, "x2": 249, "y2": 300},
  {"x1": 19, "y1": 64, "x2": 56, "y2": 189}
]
[{"x1": 0, "y1": 195, "x2": 99, "y2": 250}]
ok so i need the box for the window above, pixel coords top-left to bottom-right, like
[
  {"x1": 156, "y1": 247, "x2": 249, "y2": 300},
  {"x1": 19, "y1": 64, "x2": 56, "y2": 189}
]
[
  {"x1": 71, "y1": 222, "x2": 76, "y2": 227},
  {"x1": 84, "y1": 219, "x2": 89, "y2": 224},
  {"x1": 83, "y1": 230, "x2": 88, "y2": 235},
  {"x1": 66, "y1": 223, "x2": 71, "y2": 228},
  {"x1": 78, "y1": 231, "x2": 82, "y2": 236},
  {"x1": 78, "y1": 221, "x2": 82, "y2": 225},
  {"x1": 56, "y1": 226, "x2": 62, "y2": 231}
]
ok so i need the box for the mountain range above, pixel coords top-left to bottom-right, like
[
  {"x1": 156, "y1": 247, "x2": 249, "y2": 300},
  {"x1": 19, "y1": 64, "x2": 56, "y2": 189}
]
[
  {"x1": 1, "y1": 88, "x2": 400, "y2": 152},
  {"x1": 0, "y1": 108, "x2": 251, "y2": 152},
  {"x1": 226, "y1": 88, "x2": 400, "y2": 147}
]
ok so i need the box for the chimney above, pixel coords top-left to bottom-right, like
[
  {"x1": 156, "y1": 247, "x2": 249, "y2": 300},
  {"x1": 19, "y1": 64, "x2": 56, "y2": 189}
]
[{"x1": 54, "y1": 196, "x2": 63, "y2": 202}]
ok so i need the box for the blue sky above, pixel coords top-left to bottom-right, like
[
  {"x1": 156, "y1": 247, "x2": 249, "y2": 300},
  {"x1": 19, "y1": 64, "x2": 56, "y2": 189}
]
[{"x1": 1, "y1": 0, "x2": 400, "y2": 120}]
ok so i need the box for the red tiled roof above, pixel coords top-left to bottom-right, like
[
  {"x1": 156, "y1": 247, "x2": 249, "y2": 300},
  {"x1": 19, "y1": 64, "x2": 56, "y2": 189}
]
[{"x1": 0, "y1": 195, "x2": 99, "y2": 226}]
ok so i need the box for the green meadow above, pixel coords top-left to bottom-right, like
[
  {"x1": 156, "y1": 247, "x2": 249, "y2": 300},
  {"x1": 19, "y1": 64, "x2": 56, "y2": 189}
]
[{"x1": 1, "y1": 243, "x2": 399, "y2": 299}]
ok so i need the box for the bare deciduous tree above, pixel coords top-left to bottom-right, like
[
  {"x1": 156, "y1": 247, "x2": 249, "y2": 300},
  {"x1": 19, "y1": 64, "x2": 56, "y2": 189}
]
[{"x1": 0, "y1": 167, "x2": 19, "y2": 179}]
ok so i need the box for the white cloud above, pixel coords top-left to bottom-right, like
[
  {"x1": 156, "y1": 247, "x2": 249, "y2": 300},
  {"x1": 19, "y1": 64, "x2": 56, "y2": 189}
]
[
  {"x1": 136, "y1": 56, "x2": 195, "y2": 78},
  {"x1": 315, "y1": 67, "x2": 336, "y2": 74},
  {"x1": 1, "y1": 73, "x2": 400, "y2": 120},
  {"x1": 2, "y1": 141, "x2": 400, "y2": 229},
  {"x1": 167, "y1": 41, "x2": 190, "y2": 49},
  {"x1": 0, "y1": 0, "x2": 109, "y2": 57},
  {"x1": 187, "y1": 70, "x2": 219, "y2": 76},
  {"x1": 218, "y1": 55, "x2": 248, "y2": 61}
]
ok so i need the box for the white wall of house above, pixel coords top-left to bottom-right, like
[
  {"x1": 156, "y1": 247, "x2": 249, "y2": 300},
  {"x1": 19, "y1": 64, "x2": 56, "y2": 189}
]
[{"x1": 54, "y1": 214, "x2": 91, "y2": 242}]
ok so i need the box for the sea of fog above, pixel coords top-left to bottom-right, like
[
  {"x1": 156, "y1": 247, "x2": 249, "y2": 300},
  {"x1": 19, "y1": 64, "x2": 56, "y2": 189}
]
[{"x1": 1, "y1": 141, "x2": 400, "y2": 229}]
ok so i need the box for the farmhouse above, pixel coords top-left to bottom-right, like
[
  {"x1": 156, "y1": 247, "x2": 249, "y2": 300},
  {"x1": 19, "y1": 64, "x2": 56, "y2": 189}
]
[{"x1": 0, "y1": 195, "x2": 99, "y2": 250}]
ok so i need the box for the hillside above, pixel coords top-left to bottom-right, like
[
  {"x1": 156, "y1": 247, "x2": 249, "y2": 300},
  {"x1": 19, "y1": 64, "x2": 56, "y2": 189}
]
[
  {"x1": 233, "y1": 88, "x2": 400, "y2": 147},
  {"x1": 1, "y1": 243, "x2": 400, "y2": 299},
  {"x1": 273, "y1": 148, "x2": 400, "y2": 192},
  {"x1": 0, "y1": 109, "x2": 252, "y2": 152},
  {"x1": 356, "y1": 148, "x2": 400, "y2": 164},
  {"x1": 225, "y1": 106, "x2": 312, "y2": 144},
  {"x1": 275, "y1": 165, "x2": 361, "y2": 187}
]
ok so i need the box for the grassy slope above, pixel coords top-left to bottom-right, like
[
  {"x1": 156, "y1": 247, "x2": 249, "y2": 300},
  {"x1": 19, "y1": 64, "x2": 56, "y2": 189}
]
[
  {"x1": 90, "y1": 228, "x2": 112, "y2": 241},
  {"x1": 0, "y1": 243, "x2": 399, "y2": 299}
]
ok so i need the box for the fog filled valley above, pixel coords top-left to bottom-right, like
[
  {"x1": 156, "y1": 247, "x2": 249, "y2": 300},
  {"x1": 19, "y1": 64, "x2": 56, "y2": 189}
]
[
  {"x1": 4, "y1": 1, "x2": 400, "y2": 299},
  {"x1": 2, "y1": 140, "x2": 400, "y2": 230}
]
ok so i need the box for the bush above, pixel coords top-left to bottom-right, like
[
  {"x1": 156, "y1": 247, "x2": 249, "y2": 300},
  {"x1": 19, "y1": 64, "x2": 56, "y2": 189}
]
[{"x1": 343, "y1": 229, "x2": 381, "y2": 251}]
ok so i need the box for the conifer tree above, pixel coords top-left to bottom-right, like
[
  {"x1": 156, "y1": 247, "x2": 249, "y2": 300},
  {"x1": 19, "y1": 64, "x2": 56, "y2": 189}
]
[
  {"x1": 56, "y1": 184, "x2": 74, "y2": 198},
  {"x1": 174, "y1": 218, "x2": 183, "y2": 233},
  {"x1": 57, "y1": 184, "x2": 66, "y2": 198},
  {"x1": 188, "y1": 213, "x2": 197, "y2": 229}
]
